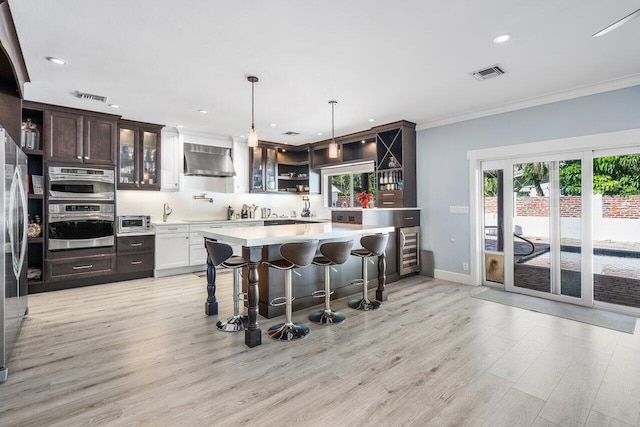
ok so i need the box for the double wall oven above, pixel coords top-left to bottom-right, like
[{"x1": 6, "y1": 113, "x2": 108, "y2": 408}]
[{"x1": 47, "y1": 166, "x2": 115, "y2": 251}]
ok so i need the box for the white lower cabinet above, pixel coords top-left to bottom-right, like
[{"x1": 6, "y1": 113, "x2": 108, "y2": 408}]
[
  {"x1": 155, "y1": 230, "x2": 190, "y2": 269},
  {"x1": 155, "y1": 221, "x2": 263, "y2": 276}
]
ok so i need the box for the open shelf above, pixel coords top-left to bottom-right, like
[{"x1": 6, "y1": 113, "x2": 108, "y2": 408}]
[
  {"x1": 28, "y1": 193, "x2": 44, "y2": 199},
  {"x1": 277, "y1": 176, "x2": 309, "y2": 181},
  {"x1": 28, "y1": 237, "x2": 44, "y2": 243}
]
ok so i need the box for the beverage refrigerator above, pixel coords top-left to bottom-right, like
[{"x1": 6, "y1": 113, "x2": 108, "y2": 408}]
[{"x1": 1, "y1": 126, "x2": 28, "y2": 382}]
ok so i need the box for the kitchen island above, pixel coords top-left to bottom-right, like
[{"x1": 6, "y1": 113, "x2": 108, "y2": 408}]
[{"x1": 200, "y1": 222, "x2": 394, "y2": 347}]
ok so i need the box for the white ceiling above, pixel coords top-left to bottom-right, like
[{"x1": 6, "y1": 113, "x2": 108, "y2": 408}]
[{"x1": 9, "y1": 0, "x2": 640, "y2": 144}]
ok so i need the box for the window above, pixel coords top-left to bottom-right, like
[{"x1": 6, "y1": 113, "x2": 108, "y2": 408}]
[{"x1": 322, "y1": 163, "x2": 377, "y2": 207}]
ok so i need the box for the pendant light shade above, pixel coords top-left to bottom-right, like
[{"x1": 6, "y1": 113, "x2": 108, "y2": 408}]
[
  {"x1": 328, "y1": 100, "x2": 338, "y2": 159},
  {"x1": 247, "y1": 76, "x2": 259, "y2": 148}
]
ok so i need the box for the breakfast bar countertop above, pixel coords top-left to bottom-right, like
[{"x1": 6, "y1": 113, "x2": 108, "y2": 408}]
[{"x1": 198, "y1": 222, "x2": 395, "y2": 246}]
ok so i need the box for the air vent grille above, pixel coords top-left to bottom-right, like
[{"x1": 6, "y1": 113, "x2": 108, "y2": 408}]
[
  {"x1": 75, "y1": 91, "x2": 108, "y2": 103},
  {"x1": 471, "y1": 65, "x2": 506, "y2": 81},
  {"x1": 282, "y1": 131, "x2": 300, "y2": 136}
]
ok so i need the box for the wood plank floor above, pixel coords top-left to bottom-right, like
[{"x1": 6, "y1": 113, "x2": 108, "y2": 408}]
[{"x1": 1, "y1": 273, "x2": 640, "y2": 426}]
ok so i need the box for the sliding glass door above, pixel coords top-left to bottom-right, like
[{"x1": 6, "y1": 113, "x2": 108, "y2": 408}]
[{"x1": 480, "y1": 152, "x2": 593, "y2": 306}]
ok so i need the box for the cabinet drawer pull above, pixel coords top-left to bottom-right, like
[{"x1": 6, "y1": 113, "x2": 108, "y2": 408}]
[
  {"x1": 72, "y1": 264, "x2": 93, "y2": 270},
  {"x1": 167, "y1": 227, "x2": 178, "y2": 230},
  {"x1": 404, "y1": 217, "x2": 414, "y2": 220},
  {"x1": 382, "y1": 202, "x2": 394, "y2": 205},
  {"x1": 130, "y1": 261, "x2": 143, "y2": 265},
  {"x1": 130, "y1": 243, "x2": 143, "y2": 247},
  {"x1": 76, "y1": 155, "x2": 82, "y2": 160},
  {"x1": 382, "y1": 193, "x2": 394, "y2": 196}
]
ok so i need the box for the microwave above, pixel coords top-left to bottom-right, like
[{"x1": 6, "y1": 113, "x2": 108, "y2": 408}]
[{"x1": 118, "y1": 215, "x2": 152, "y2": 234}]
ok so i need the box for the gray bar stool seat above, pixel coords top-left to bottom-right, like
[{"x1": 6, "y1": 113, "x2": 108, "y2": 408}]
[
  {"x1": 263, "y1": 240, "x2": 319, "y2": 341},
  {"x1": 349, "y1": 233, "x2": 389, "y2": 311},
  {"x1": 205, "y1": 239, "x2": 248, "y2": 332},
  {"x1": 309, "y1": 240, "x2": 354, "y2": 324}
]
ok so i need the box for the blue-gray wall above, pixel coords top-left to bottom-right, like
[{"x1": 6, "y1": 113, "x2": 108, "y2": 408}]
[{"x1": 416, "y1": 85, "x2": 640, "y2": 275}]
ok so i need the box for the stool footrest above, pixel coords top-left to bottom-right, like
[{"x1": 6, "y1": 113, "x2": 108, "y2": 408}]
[
  {"x1": 311, "y1": 290, "x2": 335, "y2": 298},
  {"x1": 269, "y1": 296, "x2": 295, "y2": 307}
]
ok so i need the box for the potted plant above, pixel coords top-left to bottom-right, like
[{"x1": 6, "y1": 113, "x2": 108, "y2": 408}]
[{"x1": 356, "y1": 192, "x2": 373, "y2": 208}]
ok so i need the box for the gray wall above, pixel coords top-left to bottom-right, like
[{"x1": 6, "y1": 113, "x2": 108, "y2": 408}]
[{"x1": 416, "y1": 85, "x2": 640, "y2": 275}]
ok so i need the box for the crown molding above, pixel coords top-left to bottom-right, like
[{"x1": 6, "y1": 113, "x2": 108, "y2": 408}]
[{"x1": 416, "y1": 74, "x2": 640, "y2": 131}]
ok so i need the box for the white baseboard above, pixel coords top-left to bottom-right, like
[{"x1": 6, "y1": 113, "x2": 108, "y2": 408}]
[
  {"x1": 154, "y1": 265, "x2": 206, "y2": 278},
  {"x1": 434, "y1": 269, "x2": 476, "y2": 286}
]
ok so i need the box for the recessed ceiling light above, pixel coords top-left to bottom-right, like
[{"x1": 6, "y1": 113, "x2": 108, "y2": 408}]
[
  {"x1": 108, "y1": 104, "x2": 120, "y2": 109},
  {"x1": 239, "y1": 135, "x2": 246, "y2": 138},
  {"x1": 46, "y1": 56, "x2": 67, "y2": 65},
  {"x1": 368, "y1": 118, "x2": 375, "y2": 122},
  {"x1": 317, "y1": 132, "x2": 322, "y2": 136},
  {"x1": 198, "y1": 110, "x2": 207, "y2": 114},
  {"x1": 270, "y1": 123, "x2": 276, "y2": 127},
  {"x1": 176, "y1": 125, "x2": 183, "y2": 128},
  {"x1": 493, "y1": 33, "x2": 511, "y2": 44}
]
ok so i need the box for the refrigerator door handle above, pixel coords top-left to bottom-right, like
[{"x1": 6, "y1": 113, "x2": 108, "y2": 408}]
[{"x1": 9, "y1": 166, "x2": 28, "y2": 279}]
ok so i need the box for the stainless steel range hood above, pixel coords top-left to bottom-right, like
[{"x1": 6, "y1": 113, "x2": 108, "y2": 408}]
[{"x1": 183, "y1": 143, "x2": 236, "y2": 177}]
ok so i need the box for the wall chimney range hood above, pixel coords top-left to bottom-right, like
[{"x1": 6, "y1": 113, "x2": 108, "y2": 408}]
[{"x1": 184, "y1": 143, "x2": 236, "y2": 177}]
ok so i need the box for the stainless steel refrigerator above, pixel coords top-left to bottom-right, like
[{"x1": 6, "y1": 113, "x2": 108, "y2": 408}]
[{"x1": 1, "y1": 126, "x2": 28, "y2": 382}]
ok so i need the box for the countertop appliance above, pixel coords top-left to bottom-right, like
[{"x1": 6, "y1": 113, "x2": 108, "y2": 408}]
[
  {"x1": 118, "y1": 215, "x2": 151, "y2": 234},
  {"x1": 48, "y1": 166, "x2": 115, "y2": 201},
  {"x1": 1, "y1": 127, "x2": 28, "y2": 382},
  {"x1": 48, "y1": 203, "x2": 115, "y2": 250}
]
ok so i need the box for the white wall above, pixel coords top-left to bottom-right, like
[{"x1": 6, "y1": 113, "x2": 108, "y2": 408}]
[{"x1": 417, "y1": 85, "x2": 640, "y2": 276}]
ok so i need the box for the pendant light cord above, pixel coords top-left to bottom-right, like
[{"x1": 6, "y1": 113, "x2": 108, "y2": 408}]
[{"x1": 251, "y1": 81, "x2": 255, "y2": 130}]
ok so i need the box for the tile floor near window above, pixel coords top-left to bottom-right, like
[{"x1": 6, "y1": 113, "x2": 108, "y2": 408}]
[{"x1": 1, "y1": 273, "x2": 639, "y2": 426}]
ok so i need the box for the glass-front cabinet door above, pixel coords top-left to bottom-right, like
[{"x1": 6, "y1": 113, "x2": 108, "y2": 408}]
[
  {"x1": 117, "y1": 122, "x2": 161, "y2": 190},
  {"x1": 251, "y1": 146, "x2": 263, "y2": 191},
  {"x1": 265, "y1": 147, "x2": 277, "y2": 191},
  {"x1": 118, "y1": 127, "x2": 137, "y2": 189},
  {"x1": 141, "y1": 130, "x2": 158, "y2": 187},
  {"x1": 250, "y1": 145, "x2": 278, "y2": 192}
]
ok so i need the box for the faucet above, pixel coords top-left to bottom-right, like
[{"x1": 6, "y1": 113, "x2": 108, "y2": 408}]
[{"x1": 163, "y1": 202, "x2": 173, "y2": 222}]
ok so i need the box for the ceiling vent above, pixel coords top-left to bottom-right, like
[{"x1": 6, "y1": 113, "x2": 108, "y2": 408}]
[
  {"x1": 282, "y1": 131, "x2": 300, "y2": 136},
  {"x1": 471, "y1": 64, "x2": 506, "y2": 81},
  {"x1": 75, "y1": 91, "x2": 108, "y2": 103}
]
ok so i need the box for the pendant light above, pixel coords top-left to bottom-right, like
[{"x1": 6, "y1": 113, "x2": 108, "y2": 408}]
[
  {"x1": 328, "y1": 100, "x2": 338, "y2": 159},
  {"x1": 247, "y1": 76, "x2": 259, "y2": 147}
]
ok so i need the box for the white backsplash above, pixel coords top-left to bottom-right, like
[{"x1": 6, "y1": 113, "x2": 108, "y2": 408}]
[{"x1": 117, "y1": 187, "x2": 329, "y2": 222}]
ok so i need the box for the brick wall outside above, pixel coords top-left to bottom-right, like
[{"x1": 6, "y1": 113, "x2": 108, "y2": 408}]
[
  {"x1": 484, "y1": 195, "x2": 640, "y2": 219},
  {"x1": 602, "y1": 196, "x2": 640, "y2": 219}
]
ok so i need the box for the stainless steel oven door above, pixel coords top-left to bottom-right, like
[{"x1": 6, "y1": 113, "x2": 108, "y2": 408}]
[
  {"x1": 48, "y1": 166, "x2": 115, "y2": 201},
  {"x1": 48, "y1": 204, "x2": 115, "y2": 250}
]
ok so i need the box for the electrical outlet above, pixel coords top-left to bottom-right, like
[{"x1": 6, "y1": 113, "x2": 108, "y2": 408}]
[{"x1": 462, "y1": 262, "x2": 469, "y2": 271}]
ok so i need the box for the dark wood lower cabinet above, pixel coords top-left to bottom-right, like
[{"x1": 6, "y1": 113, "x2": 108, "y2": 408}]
[
  {"x1": 46, "y1": 255, "x2": 116, "y2": 281},
  {"x1": 116, "y1": 235, "x2": 154, "y2": 275},
  {"x1": 117, "y1": 253, "x2": 154, "y2": 274}
]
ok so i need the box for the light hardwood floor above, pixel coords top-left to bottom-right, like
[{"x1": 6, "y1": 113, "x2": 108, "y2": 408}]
[{"x1": 1, "y1": 273, "x2": 640, "y2": 426}]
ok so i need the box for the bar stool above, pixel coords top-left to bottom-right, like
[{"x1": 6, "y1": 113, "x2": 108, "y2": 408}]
[
  {"x1": 205, "y1": 239, "x2": 248, "y2": 332},
  {"x1": 263, "y1": 240, "x2": 319, "y2": 341},
  {"x1": 349, "y1": 233, "x2": 389, "y2": 311},
  {"x1": 309, "y1": 240, "x2": 354, "y2": 324}
]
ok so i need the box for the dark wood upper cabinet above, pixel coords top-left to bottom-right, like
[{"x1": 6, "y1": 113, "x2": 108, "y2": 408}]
[
  {"x1": 44, "y1": 110, "x2": 83, "y2": 163},
  {"x1": 84, "y1": 116, "x2": 117, "y2": 165},
  {"x1": 44, "y1": 108, "x2": 117, "y2": 165}
]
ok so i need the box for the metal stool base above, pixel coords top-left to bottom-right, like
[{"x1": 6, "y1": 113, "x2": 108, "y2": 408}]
[
  {"x1": 308, "y1": 309, "x2": 346, "y2": 325},
  {"x1": 216, "y1": 315, "x2": 248, "y2": 332},
  {"x1": 348, "y1": 298, "x2": 381, "y2": 311},
  {"x1": 268, "y1": 322, "x2": 310, "y2": 341}
]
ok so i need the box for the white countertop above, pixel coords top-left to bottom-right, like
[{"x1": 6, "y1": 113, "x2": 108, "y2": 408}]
[
  {"x1": 328, "y1": 207, "x2": 421, "y2": 211},
  {"x1": 153, "y1": 217, "x2": 329, "y2": 226},
  {"x1": 199, "y1": 222, "x2": 394, "y2": 246}
]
